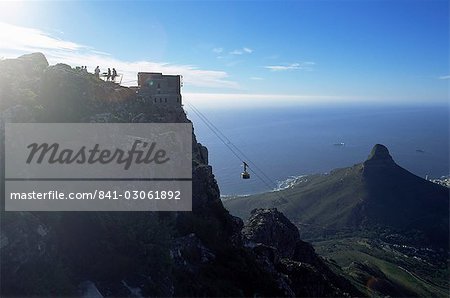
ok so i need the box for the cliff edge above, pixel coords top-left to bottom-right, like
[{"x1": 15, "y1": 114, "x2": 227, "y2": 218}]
[{"x1": 0, "y1": 53, "x2": 359, "y2": 297}]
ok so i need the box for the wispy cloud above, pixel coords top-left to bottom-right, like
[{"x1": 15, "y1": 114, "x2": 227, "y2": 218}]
[
  {"x1": 0, "y1": 22, "x2": 239, "y2": 89},
  {"x1": 250, "y1": 77, "x2": 264, "y2": 80},
  {"x1": 212, "y1": 47, "x2": 223, "y2": 54},
  {"x1": 265, "y1": 63, "x2": 300, "y2": 71},
  {"x1": 438, "y1": 75, "x2": 450, "y2": 80},
  {"x1": 229, "y1": 50, "x2": 242, "y2": 55},
  {"x1": 230, "y1": 47, "x2": 253, "y2": 55},
  {"x1": 0, "y1": 22, "x2": 86, "y2": 52},
  {"x1": 265, "y1": 62, "x2": 315, "y2": 71}
]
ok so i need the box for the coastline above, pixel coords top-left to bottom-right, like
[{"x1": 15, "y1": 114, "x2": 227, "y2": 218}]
[{"x1": 220, "y1": 174, "x2": 310, "y2": 200}]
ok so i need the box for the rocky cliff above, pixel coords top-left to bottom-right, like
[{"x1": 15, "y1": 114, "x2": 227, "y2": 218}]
[
  {"x1": 242, "y1": 208, "x2": 360, "y2": 297},
  {"x1": 0, "y1": 53, "x2": 358, "y2": 297}
]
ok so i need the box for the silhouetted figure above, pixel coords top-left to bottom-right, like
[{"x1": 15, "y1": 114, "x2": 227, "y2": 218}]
[
  {"x1": 83, "y1": 66, "x2": 88, "y2": 72},
  {"x1": 94, "y1": 66, "x2": 100, "y2": 78},
  {"x1": 107, "y1": 68, "x2": 111, "y2": 81},
  {"x1": 112, "y1": 68, "x2": 117, "y2": 81}
]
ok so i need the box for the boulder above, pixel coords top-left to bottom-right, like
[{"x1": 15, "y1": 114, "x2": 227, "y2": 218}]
[{"x1": 242, "y1": 208, "x2": 300, "y2": 258}]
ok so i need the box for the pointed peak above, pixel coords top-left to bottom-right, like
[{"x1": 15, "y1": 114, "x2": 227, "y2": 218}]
[
  {"x1": 363, "y1": 144, "x2": 396, "y2": 171},
  {"x1": 366, "y1": 144, "x2": 393, "y2": 162}
]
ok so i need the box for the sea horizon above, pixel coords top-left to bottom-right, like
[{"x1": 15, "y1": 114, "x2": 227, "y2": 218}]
[{"x1": 187, "y1": 103, "x2": 449, "y2": 196}]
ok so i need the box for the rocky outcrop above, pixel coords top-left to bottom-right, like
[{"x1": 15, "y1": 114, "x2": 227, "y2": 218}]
[
  {"x1": 38, "y1": 63, "x2": 135, "y2": 122},
  {"x1": 242, "y1": 208, "x2": 361, "y2": 297},
  {"x1": 365, "y1": 144, "x2": 393, "y2": 162},
  {"x1": 0, "y1": 53, "x2": 49, "y2": 111},
  {"x1": 363, "y1": 144, "x2": 396, "y2": 175},
  {"x1": 243, "y1": 208, "x2": 301, "y2": 258},
  {"x1": 0, "y1": 52, "x2": 48, "y2": 76},
  {"x1": 170, "y1": 233, "x2": 216, "y2": 273}
]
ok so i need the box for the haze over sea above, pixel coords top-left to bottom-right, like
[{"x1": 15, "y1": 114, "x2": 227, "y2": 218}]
[{"x1": 187, "y1": 103, "x2": 449, "y2": 196}]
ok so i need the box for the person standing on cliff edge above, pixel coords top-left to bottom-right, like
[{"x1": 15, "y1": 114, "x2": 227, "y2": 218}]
[
  {"x1": 94, "y1": 66, "x2": 100, "y2": 79},
  {"x1": 112, "y1": 68, "x2": 117, "y2": 82}
]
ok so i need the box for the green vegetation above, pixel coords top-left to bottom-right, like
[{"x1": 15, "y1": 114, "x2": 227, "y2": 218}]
[
  {"x1": 315, "y1": 237, "x2": 449, "y2": 297},
  {"x1": 224, "y1": 145, "x2": 449, "y2": 296},
  {"x1": 224, "y1": 149, "x2": 449, "y2": 247}
]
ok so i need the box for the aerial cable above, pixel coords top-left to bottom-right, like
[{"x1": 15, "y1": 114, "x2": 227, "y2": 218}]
[
  {"x1": 185, "y1": 101, "x2": 333, "y2": 228},
  {"x1": 185, "y1": 101, "x2": 277, "y2": 189},
  {"x1": 188, "y1": 103, "x2": 277, "y2": 189},
  {"x1": 184, "y1": 100, "x2": 282, "y2": 193}
]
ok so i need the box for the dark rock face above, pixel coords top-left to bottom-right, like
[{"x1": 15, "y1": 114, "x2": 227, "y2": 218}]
[
  {"x1": 278, "y1": 259, "x2": 342, "y2": 297},
  {"x1": 242, "y1": 208, "x2": 361, "y2": 297},
  {"x1": 243, "y1": 208, "x2": 300, "y2": 258},
  {"x1": 243, "y1": 208, "x2": 329, "y2": 266},
  {"x1": 366, "y1": 144, "x2": 393, "y2": 162},
  {"x1": 171, "y1": 233, "x2": 216, "y2": 273},
  {"x1": 363, "y1": 144, "x2": 396, "y2": 171}
]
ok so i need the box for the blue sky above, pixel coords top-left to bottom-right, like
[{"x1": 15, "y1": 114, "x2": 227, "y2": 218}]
[{"x1": 0, "y1": 0, "x2": 448, "y2": 107}]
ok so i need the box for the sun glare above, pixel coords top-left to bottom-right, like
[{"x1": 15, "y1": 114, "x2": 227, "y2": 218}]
[{"x1": 0, "y1": 1, "x2": 27, "y2": 22}]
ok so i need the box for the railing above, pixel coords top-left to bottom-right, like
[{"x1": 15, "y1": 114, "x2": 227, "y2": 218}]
[{"x1": 99, "y1": 73, "x2": 123, "y2": 84}]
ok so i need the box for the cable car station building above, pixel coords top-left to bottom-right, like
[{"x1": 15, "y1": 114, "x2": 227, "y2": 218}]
[{"x1": 136, "y1": 72, "x2": 182, "y2": 106}]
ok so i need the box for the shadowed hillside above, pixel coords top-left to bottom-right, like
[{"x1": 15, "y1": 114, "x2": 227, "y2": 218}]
[
  {"x1": 224, "y1": 144, "x2": 449, "y2": 248},
  {"x1": 224, "y1": 144, "x2": 449, "y2": 296}
]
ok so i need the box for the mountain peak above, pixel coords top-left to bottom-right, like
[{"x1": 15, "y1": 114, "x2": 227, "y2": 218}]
[
  {"x1": 363, "y1": 144, "x2": 395, "y2": 168},
  {"x1": 225, "y1": 143, "x2": 449, "y2": 251},
  {"x1": 367, "y1": 144, "x2": 392, "y2": 161}
]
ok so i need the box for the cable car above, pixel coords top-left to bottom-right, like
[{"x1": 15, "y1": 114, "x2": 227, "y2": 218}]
[{"x1": 241, "y1": 162, "x2": 250, "y2": 179}]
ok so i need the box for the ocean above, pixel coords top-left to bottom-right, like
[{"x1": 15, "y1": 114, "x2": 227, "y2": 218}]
[{"x1": 186, "y1": 104, "x2": 449, "y2": 196}]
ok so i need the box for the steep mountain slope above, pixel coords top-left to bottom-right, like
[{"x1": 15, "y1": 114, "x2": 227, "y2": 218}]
[
  {"x1": 240, "y1": 208, "x2": 360, "y2": 297},
  {"x1": 224, "y1": 144, "x2": 449, "y2": 248},
  {"x1": 0, "y1": 53, "x2": 359, "y2": 297},
  {"x1": 224, "y1": 144, "x2": 449, "y2": 296}
]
